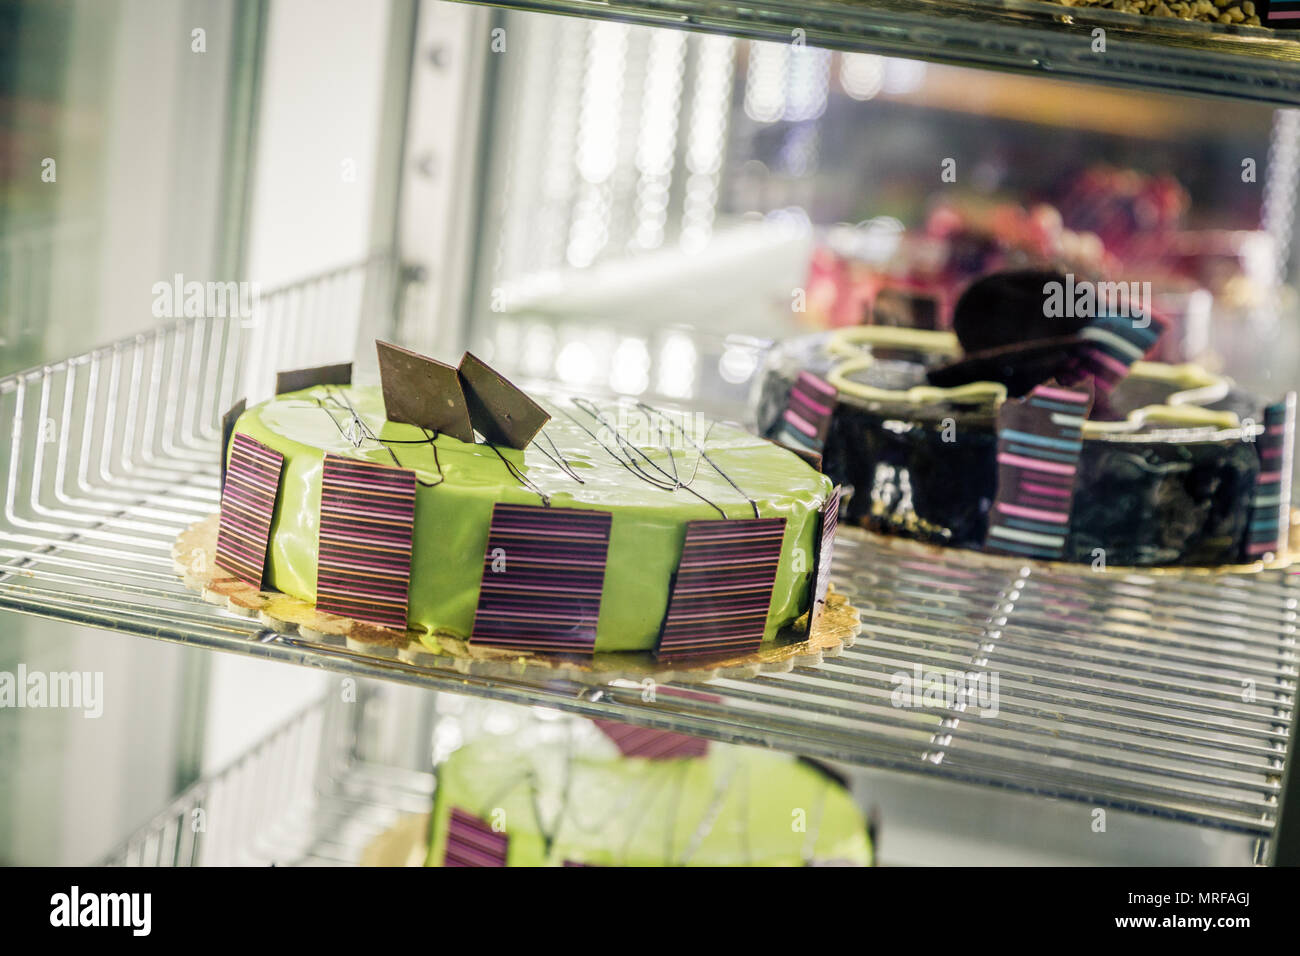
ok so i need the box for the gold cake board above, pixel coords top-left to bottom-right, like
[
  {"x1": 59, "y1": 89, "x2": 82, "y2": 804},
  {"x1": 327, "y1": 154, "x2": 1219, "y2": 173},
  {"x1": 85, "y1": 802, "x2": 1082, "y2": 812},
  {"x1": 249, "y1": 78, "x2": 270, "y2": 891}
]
[
  {"x1": 358, "y1": 814, "x2": 430, "y2": 867},
  {"x1": 173, "y1": 514, "x2": 861, "y2": 683}
]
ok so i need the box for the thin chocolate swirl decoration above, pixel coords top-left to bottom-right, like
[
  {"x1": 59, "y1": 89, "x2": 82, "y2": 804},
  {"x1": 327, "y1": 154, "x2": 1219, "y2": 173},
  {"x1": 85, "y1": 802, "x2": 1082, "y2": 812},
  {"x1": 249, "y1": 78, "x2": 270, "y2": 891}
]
[
  {"x1": 559, "y1": 398, "x2": 729, "y2": 518},
  {"x1": 636, "y1": 401, "x2": 760, "y2": 519},
  {"x1": 314, "y1": 389, "x2": 446, "y2": 488},
  {"x1": 530, "y1": 428, "x2": 586, "y2": 485},
  {"x1": 486, "y1": 440, "x2": 551, "y2": 507}
]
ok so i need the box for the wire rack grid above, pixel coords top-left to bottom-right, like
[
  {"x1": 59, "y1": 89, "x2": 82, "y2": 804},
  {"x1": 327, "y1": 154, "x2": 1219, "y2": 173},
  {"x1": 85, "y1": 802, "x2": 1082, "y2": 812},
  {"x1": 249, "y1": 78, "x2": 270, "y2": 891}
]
[
  {"x1": 102, "y1": 690, "x2": 436, "y2": 867},
  {"x1": 0, "y1": 264, "x2": 1296, "y2": 857}
]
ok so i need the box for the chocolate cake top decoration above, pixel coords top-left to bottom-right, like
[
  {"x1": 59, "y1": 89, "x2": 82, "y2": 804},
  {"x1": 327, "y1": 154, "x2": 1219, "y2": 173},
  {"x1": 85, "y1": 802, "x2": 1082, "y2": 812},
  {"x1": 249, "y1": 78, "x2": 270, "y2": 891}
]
[
  {"x1": 214, "y1": 432, "x2": 284, "y2": 589},
  {"x1": 1244, "y1": 393, "x2": 1296, "y2": 560},
  {"x1": 458, "y1": 351, "x2": 551, "y2": 449},
  {"x1": 375, "y1": 340, "x2": 475, "y2": 443},
  {"x1": 656, "y1": 517, "x2": 787, "y2": 660},
  {"x1": 985, "y1": 381, "x2": 1093, "y2": 561},
  {"x1": 275, "y1": 361, "x2": 353, "y2": 396},
  {"x1": 316, "y1": 454, "x2": 417, "y2": 630},
  {"x1": 952, "y1": 270, "x2": 1089, "y2": 355},
  {"x1": 443, "y1": 808, "x2": 509, "y2": 867},
  {"x1": 220, "y1": 397, "x2": 247, "y2": 492},
  {"x1": 470, "y1": 503, "x2": 612, "y2": 654}
]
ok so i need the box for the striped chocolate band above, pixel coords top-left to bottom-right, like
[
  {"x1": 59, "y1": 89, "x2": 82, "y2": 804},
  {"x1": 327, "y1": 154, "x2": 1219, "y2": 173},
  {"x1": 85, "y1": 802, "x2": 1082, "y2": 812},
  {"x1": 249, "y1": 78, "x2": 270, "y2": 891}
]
[
  {"x1": 1244, "y1": 394, "x2": 1296, "y2": 559},
  {"x1": 985, "y1": 383, "x2": 1093, "y2": 561},
  {"x1": 778, "y1": 371, "x2": 837, "y2": 452},
  {"x1": 1064, "y1": 314, "x2": 1162, "y2": 395},
  {"x1": 808, "y1": 486, "x2": 842, "y2": 634},
  {"x1": 443, "y1": 808, "x2": 509, "y2": 867},
  {"x1": 214, "y1": 433, "x2": 284, "y2": 589},
  {"x1": 316, "y1": 454, "x2": 416, "y2": 630},
  {"x1": 470, "y1": 504, "x2": 612, "y2": 653},
  {"x1": 655, "y1": 517, "x2": 787, "y2": 659}
]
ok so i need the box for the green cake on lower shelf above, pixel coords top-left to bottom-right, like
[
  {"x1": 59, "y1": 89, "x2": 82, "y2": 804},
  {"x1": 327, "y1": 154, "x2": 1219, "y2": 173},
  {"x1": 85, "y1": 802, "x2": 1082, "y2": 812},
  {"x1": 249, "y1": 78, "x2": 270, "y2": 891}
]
[
  {"x1": 425, "y1": 731, "x2": 873, "y2": 867},
  {"x1": 228, "y1": 383, "x2": 834, "y2": 654}
]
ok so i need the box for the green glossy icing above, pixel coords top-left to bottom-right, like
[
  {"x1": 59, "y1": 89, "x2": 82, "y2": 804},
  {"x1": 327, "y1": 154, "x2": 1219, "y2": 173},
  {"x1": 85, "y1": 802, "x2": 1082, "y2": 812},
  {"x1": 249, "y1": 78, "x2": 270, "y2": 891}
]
[
  {"x1": 425, "y1": 733, "x2": 872, "y2": 866},
  {"x1": 232, "y1": 385, "x2": 831, "y2": 652}
]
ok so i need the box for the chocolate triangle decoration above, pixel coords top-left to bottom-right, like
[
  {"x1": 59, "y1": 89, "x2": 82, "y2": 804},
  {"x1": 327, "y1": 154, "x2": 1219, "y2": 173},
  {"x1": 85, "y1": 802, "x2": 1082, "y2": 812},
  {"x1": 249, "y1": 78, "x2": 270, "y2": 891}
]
[
  {"x1": 655, "y1": 517, "x2": 787, "y2": 660},
  {"x1": 443, "y1": 808, "x2": 509, "y2": 867},
  {"x1": 215, "y1": 433, "x2": 284, "y2": 589},
  {"x1": 376, "y1": 341, "x2": 475, "y2": 443},
  {"x1": 220, "y1": 398, "x2": 247, "y2": 492},
  {"x1": 1243, "y1": 392, "x2": 1296, "y2": 561},
  {"x1": 458, "y1": 351, "x2": 550, "y2": 449},
  {"x1": 984, "y1": 381, "x2": 1093, "y2": 561},
  {"x1": 275, "y1": 361, "x2": 352, "y2": 396}
]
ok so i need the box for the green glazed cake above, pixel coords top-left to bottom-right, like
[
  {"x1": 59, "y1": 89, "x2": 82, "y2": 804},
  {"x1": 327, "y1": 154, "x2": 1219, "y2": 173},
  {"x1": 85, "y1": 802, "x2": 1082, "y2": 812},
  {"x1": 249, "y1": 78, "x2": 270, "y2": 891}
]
[
  {"x1": 227, "y1": 384, "x2": 833, "y2": 653},
  {"x1": 425, "y1": 730, "x2": 873, "y2": 867}
]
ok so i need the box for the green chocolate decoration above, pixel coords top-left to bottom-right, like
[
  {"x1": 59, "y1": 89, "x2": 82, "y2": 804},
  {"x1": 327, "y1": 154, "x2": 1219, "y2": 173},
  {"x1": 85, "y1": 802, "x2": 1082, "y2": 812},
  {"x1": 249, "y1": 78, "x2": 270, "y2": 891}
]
[{"x1": 230, "y1": 385, "x2": 831, "y2": 653}]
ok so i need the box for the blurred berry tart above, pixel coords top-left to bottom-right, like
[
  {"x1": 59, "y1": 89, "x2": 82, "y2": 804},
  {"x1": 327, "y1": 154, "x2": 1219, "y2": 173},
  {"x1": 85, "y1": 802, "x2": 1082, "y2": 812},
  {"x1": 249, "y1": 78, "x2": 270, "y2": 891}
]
[{"x1": 757, "y1": 270, "x2": 1293, "y2": 568}]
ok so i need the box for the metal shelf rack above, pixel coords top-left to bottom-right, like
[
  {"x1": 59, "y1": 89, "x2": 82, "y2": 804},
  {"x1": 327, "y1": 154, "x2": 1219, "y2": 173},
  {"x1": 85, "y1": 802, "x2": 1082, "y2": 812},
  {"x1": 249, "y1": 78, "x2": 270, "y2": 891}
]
[
  {"x1": 2, "y1": 272, "x2": 1297, "y2": 860},
  {"x1": 456, "y1": 0, "x2": 1300, "y2": 106},
  {"x1": 102, "y1": 691, "x2": 437, "y2": 867}
]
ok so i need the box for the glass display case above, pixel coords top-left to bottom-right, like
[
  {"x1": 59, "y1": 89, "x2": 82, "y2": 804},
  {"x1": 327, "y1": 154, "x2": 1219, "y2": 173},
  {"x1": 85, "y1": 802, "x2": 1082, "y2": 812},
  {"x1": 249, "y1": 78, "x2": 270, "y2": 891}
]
[{"x1": 1, "y1": 0, "x2": 1298, "y2": 868}]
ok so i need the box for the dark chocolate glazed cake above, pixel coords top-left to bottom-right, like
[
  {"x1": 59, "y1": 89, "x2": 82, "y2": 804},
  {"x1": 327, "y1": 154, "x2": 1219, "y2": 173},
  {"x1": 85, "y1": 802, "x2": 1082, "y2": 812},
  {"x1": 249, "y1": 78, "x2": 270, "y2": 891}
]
[{"x1": 755, "y1": 272, "x2": 1287, "y2": 568}]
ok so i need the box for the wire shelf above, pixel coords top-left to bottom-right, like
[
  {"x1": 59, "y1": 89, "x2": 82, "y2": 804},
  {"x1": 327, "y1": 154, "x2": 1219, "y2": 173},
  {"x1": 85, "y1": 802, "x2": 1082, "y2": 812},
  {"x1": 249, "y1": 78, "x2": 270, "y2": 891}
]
[
  {"x1": 1, "y1": 288, "x2": 1296, "y2": 846},
  {"x1": 102, "y1": 691, "x2": 436, "y2": 866},
  {"x1": 457, "y1": 0, "x2": 1300, "y2": 106}
]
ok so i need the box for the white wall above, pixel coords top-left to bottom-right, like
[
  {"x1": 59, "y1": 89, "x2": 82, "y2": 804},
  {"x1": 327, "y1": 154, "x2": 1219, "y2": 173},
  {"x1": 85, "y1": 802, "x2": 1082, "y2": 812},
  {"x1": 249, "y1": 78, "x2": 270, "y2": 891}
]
[{"x1": 243, "y1": 0, "x2": 392, "y2": 288}]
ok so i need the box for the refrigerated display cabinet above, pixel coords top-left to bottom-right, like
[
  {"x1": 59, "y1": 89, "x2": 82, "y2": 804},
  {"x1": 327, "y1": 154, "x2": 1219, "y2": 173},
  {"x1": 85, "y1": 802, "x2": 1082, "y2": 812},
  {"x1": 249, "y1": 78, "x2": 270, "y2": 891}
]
[{"x1": 2, "y1": 0, "x2": 1299, "y2": 866}]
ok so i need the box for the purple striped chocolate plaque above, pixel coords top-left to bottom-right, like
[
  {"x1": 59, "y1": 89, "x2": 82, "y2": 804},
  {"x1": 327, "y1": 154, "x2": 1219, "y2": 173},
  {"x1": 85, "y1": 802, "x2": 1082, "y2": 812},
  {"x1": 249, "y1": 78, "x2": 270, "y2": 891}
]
[
  {"x1": 316, "y1": 454, "x2": 416, "y2": 630},
  {"x1": 443, "y1": 808, "x2": 508, "y2": 867},
  {"x1": 655, "y1": 517, "x2": 787, "y2": 659},
  {"x1": 214, "y1": 433, "x2": 284, "y2": 589},
  {"x1": 470, "y1": 504, "x2": 612, "y2": 653}
]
